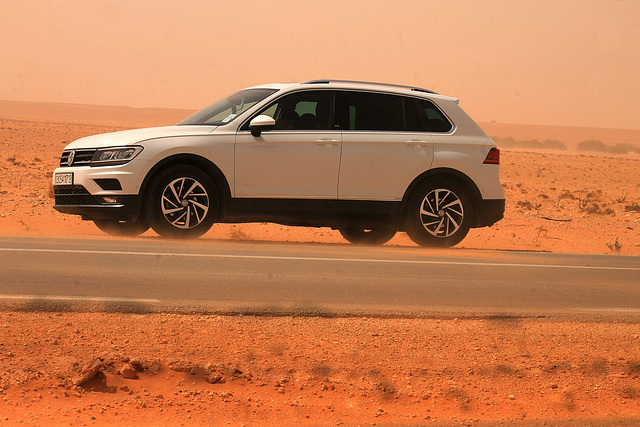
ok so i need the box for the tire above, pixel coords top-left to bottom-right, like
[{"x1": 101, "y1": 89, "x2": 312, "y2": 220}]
[
  {"x1": 144, "y1": 165, "x2": 218, "y2": 239},
  {"x1": 338, "y1": 226, "x2": 396, "y2": 246},
  {"x1": 405, "y1": 180, "x2": 473, "y2": 248},
  {"x1": 93, "y1": 218, "x2": 150, "y2": 237}
]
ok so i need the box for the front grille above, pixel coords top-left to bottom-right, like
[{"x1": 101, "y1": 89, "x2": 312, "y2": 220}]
[
  {"x1": 59, "y1": 149, "x2": 97, "y2": 167},
  {"x1": 54, "y1": 185, "x2": 101, "y2": 205}
]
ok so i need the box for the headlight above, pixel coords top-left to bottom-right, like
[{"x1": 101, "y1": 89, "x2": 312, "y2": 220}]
[{"x1": 90, "y1": 146, "x2": 143, "y2": 166}]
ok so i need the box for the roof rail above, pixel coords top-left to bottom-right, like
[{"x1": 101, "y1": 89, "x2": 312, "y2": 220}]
[{"x1": 303, "y1": 79, "x2": 438, "y2": 94}]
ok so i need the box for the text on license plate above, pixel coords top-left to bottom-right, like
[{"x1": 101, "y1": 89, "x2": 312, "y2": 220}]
[{"x1": 54, "y1": 172, "x2": 73, "y2": 185}]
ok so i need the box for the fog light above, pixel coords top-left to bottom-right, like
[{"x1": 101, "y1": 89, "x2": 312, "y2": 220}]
[{"x1": 102, "y1": 196, "x2": 121, "y2": 204}]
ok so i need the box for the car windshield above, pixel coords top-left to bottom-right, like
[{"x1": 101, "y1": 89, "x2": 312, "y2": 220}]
[{"x1": 178, "y1": 88, "x2": 278, "y2": 126}]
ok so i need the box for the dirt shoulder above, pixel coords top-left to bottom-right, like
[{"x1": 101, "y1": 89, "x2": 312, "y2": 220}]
[{"x1": 2, "y1": 313, "x2": 640, "y2": 425}]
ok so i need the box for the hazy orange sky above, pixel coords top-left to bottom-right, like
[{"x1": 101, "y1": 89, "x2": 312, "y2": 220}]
[{"x1": 1, "y1": 0, "x2": 639, "y2": 129}]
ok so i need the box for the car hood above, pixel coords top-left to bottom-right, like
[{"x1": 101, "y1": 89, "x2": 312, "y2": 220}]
[{"x1": 65, "y1": 125, "x2": 217, "y2": 149}]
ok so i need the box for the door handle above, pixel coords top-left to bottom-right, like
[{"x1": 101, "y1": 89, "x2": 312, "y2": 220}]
[
  {"x1": 315, "y1": 139, "x2": 340, "y2": 146},
  {"x1": 404, "y1": 140, "x2": 430, "y2": 147}
]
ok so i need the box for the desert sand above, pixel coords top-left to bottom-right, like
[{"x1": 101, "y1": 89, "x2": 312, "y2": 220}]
[{"x1": 1, "y1": 101, "x2": 640, "y2": 425}]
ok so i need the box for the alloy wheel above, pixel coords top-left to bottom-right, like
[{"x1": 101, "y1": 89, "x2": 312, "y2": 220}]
[
  {"x1": 419, "y1": 188, "x2": 464, "y2": 238},
  {"x1": 161, "y1": 177, "x2": 210, "y2": 229}
]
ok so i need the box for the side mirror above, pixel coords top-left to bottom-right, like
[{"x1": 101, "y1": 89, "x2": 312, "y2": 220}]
[{"x1": 249, "y1": 115, "x2": 276, "y2": 137}]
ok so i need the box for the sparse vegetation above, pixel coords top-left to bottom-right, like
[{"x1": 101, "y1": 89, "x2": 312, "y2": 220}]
[
  {"x1": 534, "y1": 226, "x2": 547, "y2": 247},
  {"x1": 516, "y1": 200, "x2": 542, "y2": 210},
  {"x1": 625, "y1": 203, "x2": 640, "y2": 212},
  {"x1": 606, "y1": 238, "x2": 623, "y2": 252},
  {"x1": 577, "y1": 191, "x2": 615, "y2": 215},
  {"x1": 491, "y1": 136, "x2": 567, "y2": 150},
  {"x1": 559, "y1": 190, "x2": 576, "y2": 200},
  {"x1": 578, "y1": 139, "x2": 640, "y2": 155},
  {"x1": 581, "y1": 203, "x2": 615, "y2": 215}
]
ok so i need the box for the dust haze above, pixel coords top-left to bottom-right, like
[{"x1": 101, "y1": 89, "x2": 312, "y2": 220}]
[{"x1": 1, "y1": 0, "x2": 639, "y2": 129}]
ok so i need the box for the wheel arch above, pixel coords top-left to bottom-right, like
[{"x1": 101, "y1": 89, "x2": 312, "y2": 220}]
[
  {"x1": 139, "y1": 154, "x2": 231, "y2": 217},
  {"x1": 401, "y1": 168, "x2": 482, "y2": 228}
]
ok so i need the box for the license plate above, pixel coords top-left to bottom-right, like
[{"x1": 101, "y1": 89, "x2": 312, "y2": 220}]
[{"x1": 54, "y1": 172, "x2": 73, "y2": 185}]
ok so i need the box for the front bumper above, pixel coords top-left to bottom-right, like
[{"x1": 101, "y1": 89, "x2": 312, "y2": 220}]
[
  {"x1": 53, "y1": 185, "x2": 142, "y2": 220},
  {"x1": 52, "y1": 159, "x2": 148, "y2": 220}
]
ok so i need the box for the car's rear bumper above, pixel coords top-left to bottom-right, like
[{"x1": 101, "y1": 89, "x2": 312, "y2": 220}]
[{"x1": 475, "y1": 198, "x2": 505, "y2": 227}]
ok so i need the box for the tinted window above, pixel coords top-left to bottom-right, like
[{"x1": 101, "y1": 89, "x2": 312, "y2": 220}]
[
  {"x1": 419, "y1": 99, "x2": 452, "y2": 132},
  {"x1": 404, "y1": 98, "x2": 427, "y2": 132},
  {"x1": 341, "y1": 92, "x2": 404, "y2": 131},
  {"x1": 253, "y1": 91, "x2": 333, "y2": 130}
]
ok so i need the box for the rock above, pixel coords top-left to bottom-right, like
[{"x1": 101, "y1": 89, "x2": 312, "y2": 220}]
[
  {"x1": 205, "y1": 374, "x2": 225, "y2": 384},
  {"x1": 120, "y1": 364, "x2": 138, "y2": 379},
  {"x1": 169, "y1": 360, "x2": 197, "y2": 375},
  {"x1": 71, "y1": 359, "x2": 104, "y2": 386}
]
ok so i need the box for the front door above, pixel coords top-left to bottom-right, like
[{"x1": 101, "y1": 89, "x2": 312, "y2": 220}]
[{"x1": 235, "y1": 90, "x2": 340, "y2": 199}]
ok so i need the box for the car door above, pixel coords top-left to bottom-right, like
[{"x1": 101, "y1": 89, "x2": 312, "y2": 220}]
[
  {"x1": 336, "y1": 91, "x2": 434, "y2": 201},
  {"x1": 234, "y1": 90, "x2": 340, "y2": 199}
]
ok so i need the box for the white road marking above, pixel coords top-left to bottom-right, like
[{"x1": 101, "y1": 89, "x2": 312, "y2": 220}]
[
  {"x1": 0, "y1": 294, "x2": 160, "y2": 303},
  {"x1": 1, "y1": 247, "x2": 639, "y2": 271}
]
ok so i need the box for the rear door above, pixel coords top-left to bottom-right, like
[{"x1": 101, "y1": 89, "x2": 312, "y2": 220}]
[{"x1": 336, "y1": 91, "x2": 434, "y2": 201}]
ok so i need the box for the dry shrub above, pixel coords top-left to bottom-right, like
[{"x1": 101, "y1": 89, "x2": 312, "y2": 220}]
[
  {"x1": 516, "y1": 200, "x2": 541, "y2": 210},
  {"x1": 578, "y1": 139, "x2": 640, "y2": 155},
  {"x1": 559, "y1": 190, "x2": 576, "y2": 200},
  {"x1": 491, "y1": 136, "x2": 567, "y2": 150}
]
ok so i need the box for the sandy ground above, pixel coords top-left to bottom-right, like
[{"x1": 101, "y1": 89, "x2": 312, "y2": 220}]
[
  {"x1": 2, "y1": 313, "x2": 640, "y2": 426},
  {"x1": 1, "y1": 101, "x2": 640, "y2": 425}
]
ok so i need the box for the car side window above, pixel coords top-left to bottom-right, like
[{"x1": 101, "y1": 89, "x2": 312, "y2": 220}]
[
  {"x1": 339, "y1": 92, "x2": 404, "y2": 131},
  {"x1": 334, "y1": 92, "x2": 453, "y2": 133},
  {"x1": 404, "y1": 97, "x2": 427, "y2": 132},
  {"x1": 252, "y1": 91, "x2": 333, "y2": 131},
  {"x1": 418, "y1": 99, "x2": 453, "y2": 133}
]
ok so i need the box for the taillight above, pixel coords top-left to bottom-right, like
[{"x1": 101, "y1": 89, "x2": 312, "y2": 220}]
[{"x1": 483, "y1": 147, "x2": 500, "y2": 165}]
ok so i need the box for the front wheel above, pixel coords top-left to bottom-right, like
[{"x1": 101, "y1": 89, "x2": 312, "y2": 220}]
[
  {"x1": 338, "y1": 226, "x2": 396, "y2": 245},
  {"x1": 93, "y1": 218, "x2": 150, "y2": 237},
  {"x1": 145, "y1": 165, "x2": 218, "y2": 239},
  {"x1": 404, "y1": 180, "x2": 473, "y2": 248}
]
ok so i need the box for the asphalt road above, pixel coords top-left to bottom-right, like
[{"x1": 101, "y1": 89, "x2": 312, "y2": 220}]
[{"x1": 1, "y1": 236, "x2": 639, "y2": 319}]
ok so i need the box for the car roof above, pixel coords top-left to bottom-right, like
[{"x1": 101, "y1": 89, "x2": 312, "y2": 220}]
[{"x1": 245, "y1": 80, "x2": 460, "y2": 103}]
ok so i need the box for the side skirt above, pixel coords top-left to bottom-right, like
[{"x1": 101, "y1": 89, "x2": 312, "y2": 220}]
[{"x1": 222, "y1": 198, "x2": 402, "y2": 229}]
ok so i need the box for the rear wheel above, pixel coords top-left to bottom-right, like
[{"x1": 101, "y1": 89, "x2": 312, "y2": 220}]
[
  {"x1": 93, "y1": 218, "x2": 150, "y2": 237},
  {"x1": 405, "y1": 180, "x2": 473, "y2": 248},
  {"x1": 145, "y1": 165, "x2": 218, "y2": 239},
  {"x1": 338, "y1": 226, "x2": 396, "y2": 245}
]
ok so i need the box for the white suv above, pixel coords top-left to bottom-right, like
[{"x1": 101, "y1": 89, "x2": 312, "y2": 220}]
[{"x1": 53, "y1": 80, "x2": 504, "y2": 247}]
